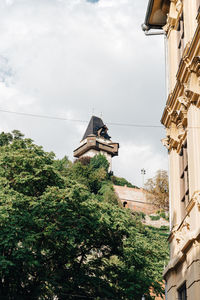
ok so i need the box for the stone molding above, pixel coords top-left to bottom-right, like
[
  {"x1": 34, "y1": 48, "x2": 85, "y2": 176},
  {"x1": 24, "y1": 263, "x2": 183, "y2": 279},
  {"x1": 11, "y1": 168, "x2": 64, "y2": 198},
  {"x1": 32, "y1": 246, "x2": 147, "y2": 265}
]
[
  {"x1": 161, "y1": 56, "x2": 200, "y2": 151},
  {"x1": 177, "y1": 95, "x2": 189, "y2": 108},
  {"x1": 164, "y1": 190, "x2": 200, "y2": 278},
  {"x1": 163, "y1": 0, "x2": 183, "y2": 35},
  {"x1": 174, "y1": 220, "x2": 190, "y2": 252},
  {"x1": 161, "y1": 17, "x2": 200, "y2": 131},
  {"x1": 161, "y1": 137, "x2": 170, "y2": 150},
  {"x1": 192, "y1": 190, "x2": 200, "y2": 211},
  {"x1": 164, "y1": 226, "x2": 200, "y2": 279},
  {"x1": 175, "y1": 0, "x2": 182, "y2": 15},
  {"x1": 162, "y1": 119, "x2": 186, "y2": 151}
]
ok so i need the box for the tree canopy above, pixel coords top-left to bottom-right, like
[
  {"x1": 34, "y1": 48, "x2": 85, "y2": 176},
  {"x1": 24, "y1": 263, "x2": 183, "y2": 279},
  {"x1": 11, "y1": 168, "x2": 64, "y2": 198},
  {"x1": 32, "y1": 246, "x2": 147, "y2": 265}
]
[
  {"x1": 111, "y1": 176, "x2": 138, "y2": 189},
  {"x1": 0, "y1": 132, "x2": 168, "y2": 299}
]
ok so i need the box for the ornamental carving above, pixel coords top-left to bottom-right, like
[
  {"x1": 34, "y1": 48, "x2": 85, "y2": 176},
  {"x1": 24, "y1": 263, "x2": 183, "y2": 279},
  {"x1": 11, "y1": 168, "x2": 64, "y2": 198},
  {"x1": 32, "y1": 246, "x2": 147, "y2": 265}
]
[
  {"x1": 182, "y1": 221, "x2": 190, "y2": 231},
  {"x1": 178, "y1": 95, "x2": 189, "y2": 109},
  {"x1": 183, "y1": 57, "x2": 200, "y2": 99},
  {"x1": 167, "y1": 106, "x2": 172, "y2": 115},
  {"x1": 184, "y1": 83, "x2": 193, "y2": 98},
  {"x1": 175, "y1": 230, "x2": 183, "y2": 245},
  {"x1": 162, "y1": 118, "x2": 186, "y2": 151},
  {"x1": 161, "y1": 137, "x2": 170, "y2": 149},
  {"x1": 169, "y1": 110, "x2": 178, "y2": 123},
  {"x1": 176, "y1": 0, "x2": 182, "y2": 14},
  {"x1": 190, "y1": 56, "x2": 200, "y2": 75},
  {"x1": 193, "y1": 191, "x2": 200, "y2": 211},
  {"x1": 177, "y1": 122, "x2": 185, "y2": 139},
  {"x1": 174, "y1": 220, "x2": 190, "y2": 252},
  {"x1": 163, "y1": 23, "x2": 170, "y2": 34}
]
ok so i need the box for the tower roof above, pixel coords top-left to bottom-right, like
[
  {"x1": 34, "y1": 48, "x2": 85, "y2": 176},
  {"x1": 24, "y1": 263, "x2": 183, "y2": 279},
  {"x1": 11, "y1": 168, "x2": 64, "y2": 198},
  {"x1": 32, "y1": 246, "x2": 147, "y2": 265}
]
[{"x1": 82, "y1": 116, "x2": 111, "y2": 141}]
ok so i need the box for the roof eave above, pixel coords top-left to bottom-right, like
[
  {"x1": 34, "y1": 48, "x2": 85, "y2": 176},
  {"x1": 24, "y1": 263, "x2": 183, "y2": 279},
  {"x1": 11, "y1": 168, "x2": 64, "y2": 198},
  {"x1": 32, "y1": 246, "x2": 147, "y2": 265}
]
[
  {"x1": 144, "y1": 0, "x2": 154, "y2": 29},
  {"x1": 143, "y1": 0, "x2": 170, "y2": 31}
]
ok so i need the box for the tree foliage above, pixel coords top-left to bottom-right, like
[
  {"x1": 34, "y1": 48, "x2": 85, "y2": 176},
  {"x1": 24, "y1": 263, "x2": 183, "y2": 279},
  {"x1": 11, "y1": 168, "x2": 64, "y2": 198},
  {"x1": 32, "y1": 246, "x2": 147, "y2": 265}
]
[
  {"x1": 111, "y1": 176, "x2": 138, "y2": 188},
  {"x1": 145, "y1": 170, "x2": 169, "y2": 210},
  {"x1": 0, "y1": 132, "x2": 169, "y2": 299}
]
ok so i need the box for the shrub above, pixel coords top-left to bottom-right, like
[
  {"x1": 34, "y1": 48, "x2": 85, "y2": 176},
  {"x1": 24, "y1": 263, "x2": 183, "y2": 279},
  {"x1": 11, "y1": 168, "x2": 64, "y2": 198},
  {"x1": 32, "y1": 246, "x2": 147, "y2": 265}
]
[
  {"x1": 111, "y1": 176, "x2": 138, "y2": 188},
  {"x1": 150, "y1": 215, "x2": 160, "y2": 221}
]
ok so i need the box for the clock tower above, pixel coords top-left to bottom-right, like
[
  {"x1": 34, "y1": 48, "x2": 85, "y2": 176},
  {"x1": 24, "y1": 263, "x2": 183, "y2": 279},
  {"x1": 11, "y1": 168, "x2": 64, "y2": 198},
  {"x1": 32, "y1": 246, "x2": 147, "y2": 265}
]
[{"x1": 73, "y1": 116, "x2": 119, "y2": 171}]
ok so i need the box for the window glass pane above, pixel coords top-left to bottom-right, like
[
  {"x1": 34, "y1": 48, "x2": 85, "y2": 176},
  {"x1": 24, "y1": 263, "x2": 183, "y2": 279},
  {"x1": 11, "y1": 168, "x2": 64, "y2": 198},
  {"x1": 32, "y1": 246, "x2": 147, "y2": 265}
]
[{"x1": 178, "y1": 282, "x2": 187, "y2": 300}]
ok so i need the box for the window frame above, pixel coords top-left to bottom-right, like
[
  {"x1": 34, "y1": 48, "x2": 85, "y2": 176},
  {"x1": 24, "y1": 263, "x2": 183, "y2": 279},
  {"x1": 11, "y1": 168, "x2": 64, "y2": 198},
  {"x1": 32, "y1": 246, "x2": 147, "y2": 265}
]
[
  {"x1": 177, "y1": 13, "x2": 184, "y2": 64},
  {"x1": 179, "y1": 141, "x2": 189, "y2": 206},
  {"x1": 178, "y1": 282, "x2": 187, "y2": 300}
]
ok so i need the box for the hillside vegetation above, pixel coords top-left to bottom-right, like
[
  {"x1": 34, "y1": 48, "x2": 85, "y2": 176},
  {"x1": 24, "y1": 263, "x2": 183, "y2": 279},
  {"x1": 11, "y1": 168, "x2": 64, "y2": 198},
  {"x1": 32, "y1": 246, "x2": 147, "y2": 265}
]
[{"x1": 0, "y1": 131, "x2": 169, "y2": 300}]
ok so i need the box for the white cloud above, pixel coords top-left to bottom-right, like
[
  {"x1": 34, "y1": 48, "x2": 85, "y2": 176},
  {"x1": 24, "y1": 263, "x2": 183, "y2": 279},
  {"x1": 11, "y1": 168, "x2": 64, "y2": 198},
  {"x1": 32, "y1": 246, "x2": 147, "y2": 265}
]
[
  {"x1": 0, "y1": 0, "x2": 168, "y2": 184},
  {"x1": 113, "y1": 141, "x2": 168, "y2": 187}
]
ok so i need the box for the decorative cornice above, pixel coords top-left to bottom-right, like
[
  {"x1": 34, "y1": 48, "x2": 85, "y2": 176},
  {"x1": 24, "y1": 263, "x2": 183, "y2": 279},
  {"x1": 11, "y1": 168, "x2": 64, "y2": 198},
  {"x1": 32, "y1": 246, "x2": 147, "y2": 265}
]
[
  {"x1": 177, "y1": 121, "x2": 185, "y2": 140},
  {"x1": 161, "y1": 17, "x2": 200, "y2": 130},
  {"x1": 161, "y1": 113, "x2": 186, "y2": 151},
  {"x1": 173, "y1": 219, "x2": 190, "y2": 253},
  {"x1": 190, "y1": 56, "x2": 200, "y2": 74},
  {"x1": 177, "y1": 95, "x2": 189, "y2": 108},
  {"x1": 161, "y1": 137, "x2": 170, "y2": 150},
  {"x1": 175, "y1": 0, "x2": 182, "y2": 15},
  {"x1": 192, "y1": 190, "x2": 200, "y2": 211},
  {"x1": 163, "y1": 227, "x2": 200, "y2": 279},
  {"x1": 167, "y1": 190, "x2": 200, "y2": 252},
  {"x1": 163, "y1": 0, "x2": 183, "y2": 35}
]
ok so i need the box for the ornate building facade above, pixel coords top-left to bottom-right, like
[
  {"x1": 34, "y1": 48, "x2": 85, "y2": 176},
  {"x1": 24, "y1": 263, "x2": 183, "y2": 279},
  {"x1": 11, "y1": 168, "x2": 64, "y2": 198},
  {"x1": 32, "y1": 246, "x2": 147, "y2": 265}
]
[
  {"x1": 143, "y1": 0, "x2": 200, "y2": 299},
  {"x1": 73, "y1": 116, "x2": 119, "y2": 171}
]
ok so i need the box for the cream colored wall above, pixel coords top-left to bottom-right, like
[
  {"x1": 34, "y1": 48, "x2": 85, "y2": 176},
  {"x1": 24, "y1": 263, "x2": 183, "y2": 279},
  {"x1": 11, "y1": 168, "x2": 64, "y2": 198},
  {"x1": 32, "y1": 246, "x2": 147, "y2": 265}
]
[
  {"x1": 162, "y1": 1, "x2": 200, "y2": 299},
  {"x1": 166, "y1": 0, "x2": 198, "y2": 92},
  {"x1": 165, "y1": 242, "x2": 200, "y2": 300},
  {"x1": 183, "y1": 0, "x2": 198, "y2": 43},
  {"x1": 82, "y1": 149, "x2": 99, "y2": 158},
  {"x1": 168, "y1": 148, "x2": 182, "y2": 231},
  {"x1": 167, "y1": 28, "x2": 179, "y2": 92},
  {"x1": 166, "y1": 0, "x2": 200, "y2": 224},
  {"x1": 187, "y1": 105, "x2": 200, "y2": 197}
]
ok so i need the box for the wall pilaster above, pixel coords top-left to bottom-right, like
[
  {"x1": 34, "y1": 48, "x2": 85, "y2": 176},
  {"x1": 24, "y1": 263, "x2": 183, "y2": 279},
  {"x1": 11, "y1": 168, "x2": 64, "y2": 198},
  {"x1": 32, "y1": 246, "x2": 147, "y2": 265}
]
[
  {"x1": 187, "y1": 104, "x2": 200, "y2": 197},
  {"x1": 168, "y1": 28, "x2": 179, "y2": 92},
  {"x1": 183, "y1": 0, "x2": 198, "y2": 43},
  {"x1": 168, "y1": 147, "x2": 182, "y2": 230}
]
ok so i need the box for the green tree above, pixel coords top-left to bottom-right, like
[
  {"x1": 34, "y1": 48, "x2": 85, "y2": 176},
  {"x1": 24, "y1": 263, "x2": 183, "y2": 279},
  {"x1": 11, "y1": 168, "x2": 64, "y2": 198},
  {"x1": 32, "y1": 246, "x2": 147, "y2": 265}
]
[
  {"x1": 0, "y1": 132, "x2": 168, "y2": 299},
  {"x1": 69, "y1": 154, "x2": 109, "y2": 194},
  {"x1": 111, "y1": 176, "x2": 138, "y2": 188},
  {"x1": 90, "y1": 154, "x2": 109, "y2": 172}
]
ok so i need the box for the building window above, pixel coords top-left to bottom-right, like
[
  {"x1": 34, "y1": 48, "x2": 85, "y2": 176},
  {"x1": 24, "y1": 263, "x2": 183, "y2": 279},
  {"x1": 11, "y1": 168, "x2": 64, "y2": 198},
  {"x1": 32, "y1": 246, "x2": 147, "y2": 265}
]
[
  {"x1": 179, "y1": 141, "x2": 189, "y2": 206},
  {"x1": 178, "y1": 282, "x2": 187, "y2": 300},
  {"x1": 177, "y1": 14, "x2": 184, "y2": 63},
  {"x1": 123, "y1": 201, "x2": 127, "y2": 208}
]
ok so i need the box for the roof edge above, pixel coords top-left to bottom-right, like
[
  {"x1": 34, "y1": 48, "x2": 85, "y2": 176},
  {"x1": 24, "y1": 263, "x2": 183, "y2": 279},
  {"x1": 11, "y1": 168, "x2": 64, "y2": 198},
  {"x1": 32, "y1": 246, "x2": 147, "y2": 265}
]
[
  {"x1": 144, "y1": 0, "x2": 154, "y2": 29},
  {"x1": 143, "y1": 0, "x2": 170, "y2": 31}
]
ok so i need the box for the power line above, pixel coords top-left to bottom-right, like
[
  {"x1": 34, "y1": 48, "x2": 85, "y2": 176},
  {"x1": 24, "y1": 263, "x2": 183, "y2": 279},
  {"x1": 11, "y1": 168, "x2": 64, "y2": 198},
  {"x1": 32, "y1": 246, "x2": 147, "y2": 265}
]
[
  {"x1": 0, "y1": 109, "x2": 87, "y2": 123},
  {"x1": 108, "y1": 121, "x2": 163, "y2": 128},
  {"x1": 0, "y1": 108, "x2": 164, "y2": 128}
]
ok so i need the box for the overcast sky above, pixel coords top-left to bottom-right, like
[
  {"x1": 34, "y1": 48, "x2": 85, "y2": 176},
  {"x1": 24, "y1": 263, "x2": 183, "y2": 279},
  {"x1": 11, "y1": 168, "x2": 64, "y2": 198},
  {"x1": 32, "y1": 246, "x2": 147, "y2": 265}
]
[{"x1": 0, "y1": 0, "x2": 168, "y2": 187}]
